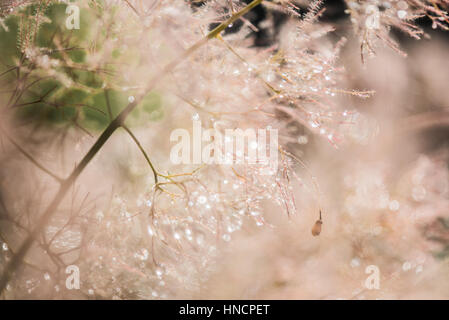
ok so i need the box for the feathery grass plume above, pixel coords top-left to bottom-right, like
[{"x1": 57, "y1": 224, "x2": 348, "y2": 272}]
[{"x1": 0, "y1": 0, "x2": 448, "y2": 299}]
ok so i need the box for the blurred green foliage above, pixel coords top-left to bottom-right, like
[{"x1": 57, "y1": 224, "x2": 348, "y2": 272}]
[{"x1": 0, "y1": 1, "x2": 163, "y2": 132}]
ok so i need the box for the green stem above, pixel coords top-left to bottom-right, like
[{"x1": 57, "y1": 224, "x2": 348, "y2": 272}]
[
  {"x1": 122, "y1": 125, "x2": 158, "y2": 184},
  {"x1": 104, "y1": 89, "x2": 113, "y2": 121}
]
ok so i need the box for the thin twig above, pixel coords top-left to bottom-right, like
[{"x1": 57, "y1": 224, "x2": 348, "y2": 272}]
[
  {"x1": 104, "y1": 89, "x2": 113, "y2": 121},
  {"x1": 122, "y1": 125, "x2": 158, "y2": 184},
  {"x1": 123, "y1": 0, "x2": 140, "y2": 16},
  {"x1": 0, "y1": 126, "x2": 63, "y2": 182}
]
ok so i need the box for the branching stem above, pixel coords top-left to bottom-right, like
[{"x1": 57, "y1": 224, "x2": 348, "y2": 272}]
[
  {"x1": 0, "y1": 0, "x2": 264, "y2": 294},
  {"x1": 0, "y1": 126, "x2": 63, "y2": 182},
  {"x1": 122, "y1": 125, "x2": 158, "y2": 184}
]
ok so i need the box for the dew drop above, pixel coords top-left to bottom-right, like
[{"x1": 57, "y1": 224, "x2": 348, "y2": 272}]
[
  {"x1": 389, "y1": 200, "x2": 400, "y2": 211},
  {"x1": 198, "y1": 196, "x2": 207, "y2": 204},
  {"x1": 397, "y1": 10, "x2": 407, "y2": 19},
  {"x1": 412, "y1": 186, "x2": 426, "y2": 201},
  {"x1": 196, "y1": 234, "x2": 205, "y2": 246},
  {"x1": 155, "y1": 267, "x2": 164, "y2": 278},
  {"x1": 350, "y1": 258, "x2": 360, "y2": 268},
  {"x1": 402, "y1": 261, "x2": 412, "y2": 271}
]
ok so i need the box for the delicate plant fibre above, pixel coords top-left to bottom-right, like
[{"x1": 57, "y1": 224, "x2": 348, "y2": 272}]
[
  {"x1": 345, "y1": 0, "x2": 449, "y2": 61},
  {"x1": 0, "y1": 0, "x2": 447, "y2": 299}
]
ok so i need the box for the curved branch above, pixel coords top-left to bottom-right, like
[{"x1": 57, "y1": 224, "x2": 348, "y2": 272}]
[{"x1": 122, "y1": 125, "x2": 158, "y2": 184}]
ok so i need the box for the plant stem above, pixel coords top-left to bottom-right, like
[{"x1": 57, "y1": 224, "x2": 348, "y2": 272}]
[
  {"x1": 122, "y1": 125, "x2": 158, "y2": 184},
  {"x1": 0, "y1": 0, "x2": 264, "y2": 295},
  {"x1": 0, "y1": 126, "x2": 63, "y2": 182},
  {"x1": 104, "y1": 89, "x2": 113, "y2": 121}
]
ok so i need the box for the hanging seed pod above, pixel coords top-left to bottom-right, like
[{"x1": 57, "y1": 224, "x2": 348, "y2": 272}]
[
  {"x1": 311, "y1": 219, "x2": 322, "y2": 236},
  {"x1": 312, "y1": 210, "x2": 323, "y2": 236}
]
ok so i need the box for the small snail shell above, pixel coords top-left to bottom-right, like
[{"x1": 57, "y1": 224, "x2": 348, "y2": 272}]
[{"x1": 311, "y1": 219, "x2": 322, "y2": 236}]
